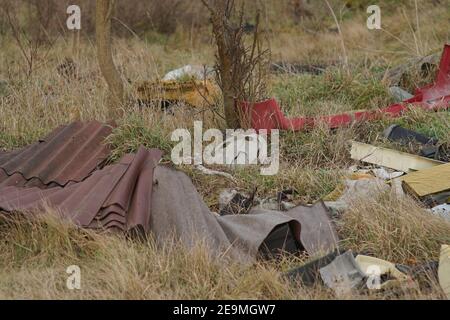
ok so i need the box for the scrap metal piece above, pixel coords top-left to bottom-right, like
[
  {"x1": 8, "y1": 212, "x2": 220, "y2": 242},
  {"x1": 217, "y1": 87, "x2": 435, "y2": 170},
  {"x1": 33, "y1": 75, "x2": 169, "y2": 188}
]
[
  {"x1": 350, "y1": 140, "x2": 444, "y2": 173},
  {"x1": 319, "y1": 251, "x2": 366, "y2": 296},
  {"x1": 438, "y1": 245, "x2": 450, "y2": 299}
]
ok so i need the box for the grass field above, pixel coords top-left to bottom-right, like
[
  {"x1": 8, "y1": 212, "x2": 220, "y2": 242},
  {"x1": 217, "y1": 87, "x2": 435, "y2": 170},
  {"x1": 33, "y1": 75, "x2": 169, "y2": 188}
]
[{"x1": 0, "y1": 0, "x2": 449, "y2": 299}]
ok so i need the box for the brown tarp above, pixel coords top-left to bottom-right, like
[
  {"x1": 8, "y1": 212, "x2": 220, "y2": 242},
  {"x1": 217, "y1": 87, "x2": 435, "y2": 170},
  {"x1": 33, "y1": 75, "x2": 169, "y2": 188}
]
[
  {"x1": 0, "y1": 121, "x2": 113, "y2": 189},
  {"x1": 150, "y1": 165, "x2": 338, "y2": 261}
]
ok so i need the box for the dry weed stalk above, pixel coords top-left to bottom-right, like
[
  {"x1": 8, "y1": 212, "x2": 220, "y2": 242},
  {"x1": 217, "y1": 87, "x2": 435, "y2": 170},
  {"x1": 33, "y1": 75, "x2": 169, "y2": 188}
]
[{"x1": 0, "y1": 1, "x2": 55, "y2": 78}]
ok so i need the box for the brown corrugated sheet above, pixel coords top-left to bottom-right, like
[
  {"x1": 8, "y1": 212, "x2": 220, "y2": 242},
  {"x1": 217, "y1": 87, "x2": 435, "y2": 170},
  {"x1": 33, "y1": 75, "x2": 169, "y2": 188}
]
[
  {"x1": 0, "y1": 147, "x2": 162, "y2": 233},
  {"x1": 0, "y1": 121, "x2": 338, "y2": 261},
  {"x1": 0, "y1": 121, "x2": 114, "y2": 189}
]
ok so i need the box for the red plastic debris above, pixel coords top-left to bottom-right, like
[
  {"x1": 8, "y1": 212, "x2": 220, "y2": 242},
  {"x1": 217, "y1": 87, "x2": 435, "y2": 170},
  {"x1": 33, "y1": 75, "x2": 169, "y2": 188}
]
[{"x1": 241, "y1": 44, "x2": 450, "y2": 132}]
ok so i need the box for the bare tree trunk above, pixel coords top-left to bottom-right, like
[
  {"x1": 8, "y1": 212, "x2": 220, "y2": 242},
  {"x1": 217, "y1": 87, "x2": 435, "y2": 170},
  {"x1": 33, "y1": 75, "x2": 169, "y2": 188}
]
[
  {"x1": 201, "y1": 0, "x2": 269, "y2": 129},
  {"x1": 210, "y1": 5, "x2": 240, "y2": 128},
  {"x1": 96, "y1": 0, "x2": 124, "y2": 117}
]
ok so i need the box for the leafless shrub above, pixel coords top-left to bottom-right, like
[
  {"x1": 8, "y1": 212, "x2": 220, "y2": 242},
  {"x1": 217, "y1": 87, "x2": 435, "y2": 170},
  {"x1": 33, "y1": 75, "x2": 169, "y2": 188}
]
[
  {"x1": 0, "y1": 0, "x2": 55, "y2": 77},
  {"x1": 201, "y1": 0, "x2": 270, "y2": 128}
]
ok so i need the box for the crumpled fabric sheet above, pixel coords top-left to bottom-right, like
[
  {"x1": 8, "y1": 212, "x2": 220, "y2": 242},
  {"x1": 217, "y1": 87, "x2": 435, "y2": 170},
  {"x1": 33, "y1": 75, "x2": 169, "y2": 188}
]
[{"x1": 150, "y1": 165, "x2": 339, "y2": 262}]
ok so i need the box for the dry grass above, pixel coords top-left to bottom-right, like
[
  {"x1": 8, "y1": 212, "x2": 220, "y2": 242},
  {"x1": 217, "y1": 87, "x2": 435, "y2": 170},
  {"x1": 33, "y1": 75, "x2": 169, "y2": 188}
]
[
  {"x1": 0, "y1": 205, "x2": 447, "y2": 300},
  {"x1": 340, "y1": 192, "x2": 450, "y2": 265},
  {"x1": 0, "y1": 0, "x2": 449, "y2": 299}
]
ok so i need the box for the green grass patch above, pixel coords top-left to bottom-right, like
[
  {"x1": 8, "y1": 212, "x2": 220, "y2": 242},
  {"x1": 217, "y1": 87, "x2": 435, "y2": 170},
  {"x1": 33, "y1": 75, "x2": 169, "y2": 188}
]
[{"x1": 106, "y1": 114, "x2": 175, "y2": 163}]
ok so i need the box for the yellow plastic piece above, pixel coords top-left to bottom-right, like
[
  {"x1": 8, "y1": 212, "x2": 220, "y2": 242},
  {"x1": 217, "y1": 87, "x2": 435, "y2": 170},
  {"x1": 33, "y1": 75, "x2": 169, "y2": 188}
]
[
  {"x1": 355, "y1": 255, "x2": 413, "y2": 290},
  {"x1": 135, "y1": 80, "x2": 220, "y2": 108},
  {"x1": 356, "y1": 255, "x2": 409, "y2": 280}
]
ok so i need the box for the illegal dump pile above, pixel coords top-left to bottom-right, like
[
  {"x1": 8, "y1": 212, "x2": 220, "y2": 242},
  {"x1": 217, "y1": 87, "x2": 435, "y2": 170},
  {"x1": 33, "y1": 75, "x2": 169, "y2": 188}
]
[
  {"x1": 1, "y1": 0, "x2": 450, "y2": 295},
  {"x1": 0, "y1": 46, "x2": 449, "y2": 299}
]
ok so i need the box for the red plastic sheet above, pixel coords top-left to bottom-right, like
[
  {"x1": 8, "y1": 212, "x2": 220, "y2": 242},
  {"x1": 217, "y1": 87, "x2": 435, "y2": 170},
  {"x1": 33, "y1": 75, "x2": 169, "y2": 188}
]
[{"x1": 241, "y1": 44, "x2": 450, "y2": 132}]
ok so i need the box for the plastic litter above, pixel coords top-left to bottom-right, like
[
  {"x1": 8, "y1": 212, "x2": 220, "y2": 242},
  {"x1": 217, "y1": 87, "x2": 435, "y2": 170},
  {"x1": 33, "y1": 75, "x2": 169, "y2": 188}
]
[
  {"x1": 162, "y1": 65, "x2": 214, "y2": 81},
  {"x1": 319, "y1": 250, "x2": 366, "y2": 296}
]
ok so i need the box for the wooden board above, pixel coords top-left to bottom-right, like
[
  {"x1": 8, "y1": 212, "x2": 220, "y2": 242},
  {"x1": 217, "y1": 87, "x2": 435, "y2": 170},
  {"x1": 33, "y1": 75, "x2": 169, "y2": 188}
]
[{"x1": 401, "y1": 162, "x2": 450, "y2": 197}]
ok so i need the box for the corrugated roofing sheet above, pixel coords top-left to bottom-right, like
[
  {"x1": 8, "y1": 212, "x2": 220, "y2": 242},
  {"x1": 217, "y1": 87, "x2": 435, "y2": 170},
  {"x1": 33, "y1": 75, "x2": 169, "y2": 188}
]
[
  {"x1": 0, "y1": 147, "x2": 163, "y2": 233},
  {"x1": 0, "y1": 121, "x2": 114, "y2": 189},
  {"x1": 0, "y1": 121, "x2": 338, "y2": 260}
]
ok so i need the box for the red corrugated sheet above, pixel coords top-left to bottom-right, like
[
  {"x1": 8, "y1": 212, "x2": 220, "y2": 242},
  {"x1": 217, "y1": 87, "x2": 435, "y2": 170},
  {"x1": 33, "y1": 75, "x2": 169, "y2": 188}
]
[
  {"x1": 241, "y1": 44, "x2": 450, "y2": 132},
  {"x1": 0, "y1": 147, "x2": 162, "y2": 233},
  {"x1": 0, "y1": 121, "x2": 114, "y2": 189}
]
